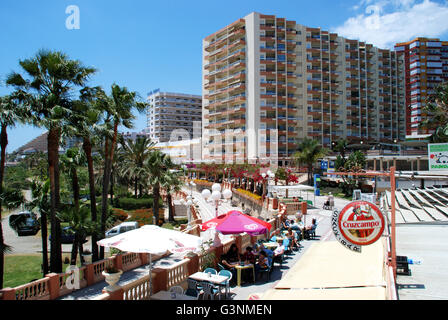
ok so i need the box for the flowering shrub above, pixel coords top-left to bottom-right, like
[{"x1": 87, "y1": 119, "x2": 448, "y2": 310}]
[
  {"x1": 193, "y1": 179, "x2": 213, "y2": 187},
  {"x1": 111, "y1": 208, "x2": 129, "y2": 222},
  {"x1": 235, "y1": 188, "x2": 262, "y2": 201}
]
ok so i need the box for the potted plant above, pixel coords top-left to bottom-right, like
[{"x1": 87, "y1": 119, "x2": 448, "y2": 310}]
[{"x1": 102, "y1": 265, "x2": 123, "y2": 291}]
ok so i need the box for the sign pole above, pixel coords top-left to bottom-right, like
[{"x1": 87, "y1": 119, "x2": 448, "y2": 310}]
[{"x1": 390, "y1": 166, "x2": 397, "y2": 279}]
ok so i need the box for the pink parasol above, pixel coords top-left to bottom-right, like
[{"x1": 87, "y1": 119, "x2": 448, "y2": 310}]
[{"x1": 201, "y1": 210, "x2": 272, "y2": 236}]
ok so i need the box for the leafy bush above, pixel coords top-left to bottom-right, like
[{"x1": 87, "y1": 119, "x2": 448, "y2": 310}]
[
  {"x1": 113, "y1": 197, "x2": 162, "y2": 210},
  {"x1": 127, "y1": 208, "x2": 157, "y2": 226}
]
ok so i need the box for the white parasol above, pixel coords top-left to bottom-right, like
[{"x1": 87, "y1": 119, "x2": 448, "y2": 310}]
[{"x1": 97, "y1": 225, "x2": 203, "y2": 295}]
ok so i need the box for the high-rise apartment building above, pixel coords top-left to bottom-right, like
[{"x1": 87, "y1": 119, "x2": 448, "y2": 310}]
[
  {"x1": 395, "y1": 38, "x2": 448, "y2": 137},
  {"x1": 147, "y1": 91, "x2": 202, "y2": 143},
  {"x1": 202, "y1": 12, "x2": 406, "y2": 165}
]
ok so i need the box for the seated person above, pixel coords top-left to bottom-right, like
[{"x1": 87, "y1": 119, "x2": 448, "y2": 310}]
[
  {"x1": 324, "y1": 193, "x2": 334, "y2": 208},
  {"x1": 286, "y1": 228, "x2": 299, "y2": 249},
  {"x1": 255, "y1": 250, "x2": 270, "y2": 275},
  {"x1": 304, "y1": 218, "x2": 318, "y2": 239},
  {"x1": 259, "y1": 243, "x2": 273, "y2": 258},
  {"x1": 221, "y1": 243, "x2": 240, "y2": 282},
  {"x1": 252, "y1": 243, "x2": 260, "y2": 256},
  {"x1": 305, "y1": 218, "x2": 318, "y2": 231},
  {"x1": 281, "y1": 219, "x2": 290, "y2": 230},
  {"x1": 269, "y1": 230, "x2": 280, "y2": 242},
  {"x1": 241, "y1": 246, "x2": 256, "y2": 264},
  {"x1": 273, "y1": 244, "x2": 285, "y2": 257},
  {"x1": 290, "y1": 219, "x2": 302, "y2": 231}
]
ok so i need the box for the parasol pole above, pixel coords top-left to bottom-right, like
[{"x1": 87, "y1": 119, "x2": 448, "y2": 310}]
[{"x1": 148, "y1": 253, "x2": 153, "y2": 297}]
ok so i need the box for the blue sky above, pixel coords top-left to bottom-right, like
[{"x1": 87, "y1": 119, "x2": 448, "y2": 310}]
[{"x1": 1, "y1": 0, "x2": 448, "y2": 152}]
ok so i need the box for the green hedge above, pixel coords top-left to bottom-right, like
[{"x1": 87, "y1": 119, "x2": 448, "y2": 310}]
[{"x1": 113, "y1": 197, "x2": 164, "y2": 210}]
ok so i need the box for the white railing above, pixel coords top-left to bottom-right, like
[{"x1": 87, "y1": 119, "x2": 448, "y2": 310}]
[
  {"x1": 14, "y1": 278, "x2": 50, "y2": 300},
  {"x1": 123, "y1": 274, "x2": 151, "y2": 300},
  {"x1": 166, "y1": 259, "x2": 190, "y2": 288}
]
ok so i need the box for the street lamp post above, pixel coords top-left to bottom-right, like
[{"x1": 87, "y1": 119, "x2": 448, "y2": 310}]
[
  {"x1": 189, "y1": 181, "x2": 196, "y2": 197},
  {"x1": 261, "y1": 170, "x2": 275, "y2": 197},
  {"x1": 180, "y1": 195, "x2": 195, "y2": 226},
  {"x1": 201, "y1": 183, "x2": 232, "y2": 246}
]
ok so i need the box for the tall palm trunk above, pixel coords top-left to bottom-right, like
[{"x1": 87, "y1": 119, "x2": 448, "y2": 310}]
[
  {"x1": 82, "y1": 138, "x2": 98, "y2": 262},
  {"x1": 153, "y1": 183, "x2": 160, "y2": 225},
  {"x1": 167, "y1": 193, "x2": 174, "y2": 222},
  {"x1": 47, "y1": 128, "x2": 62, "y2": 273},
  {"x1": 70, "y1": 166, "x2": 80, "y2": 265},
  {"x1": 70, "y1": 233, "x2": 79, "y2": 266},
  {"x1": 71, "y1": 167, "x2": 80, "y2": 212},
  {"x1": 40, "y1": 209, "x2": 49, "y2": 276},
  {"x1": 0, "y1": 125, "x2": 7, "y2": 288},
  {"x1": 100, "y1": 137, "x2": 111, "y2": 259},
  {"x1": 100, "y1": 122, "x2": 118, "y2": 259}
]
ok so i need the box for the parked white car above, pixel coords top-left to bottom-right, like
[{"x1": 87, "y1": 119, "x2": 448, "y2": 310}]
[{"x1": 105, "y1": 222, "x2": 139, "y2": 238}]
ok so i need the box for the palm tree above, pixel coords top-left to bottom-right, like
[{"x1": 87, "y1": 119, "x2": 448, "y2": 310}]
[
  {"x1": 66, "y1": 89, "x2": 104, "y2": 262},
  {"x1": 0, "y1": 94, "x2": 30, "y2": 288},
  {"x1": 119, "y1": 136, "x2": 155, "y2": 197},
  {"x1": 293, "y1": 138, "x2": 328, "y2": 186},
  {"x1": 421, "y1": 83, "x2": 448, "y2": 143},
  {"x1": 97, "y1": 84, "x2": 146, "y2": 259},
  {"x1": 161, "y1": 169, "x2": 184, "y2": 222},
  {"x1": 6, "y1": 50, "x2": 97, "y2": 273},
  {"x1": 57, "y1": 205, "x2": 100, "y2": 266},
  {"x1": 143, "y1": 150, "x2": 175, "y2": 225},
  {"x1": 27, "y1": 179, "x2": 51, "y2": 276},
  {"x1": 60, "y1": 147, "x2": 86, "y2": 212}
]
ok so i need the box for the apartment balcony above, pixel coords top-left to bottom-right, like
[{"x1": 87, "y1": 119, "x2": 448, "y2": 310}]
[{"x1": 205, "y1": 118, "x2": 246, "y2": 130}]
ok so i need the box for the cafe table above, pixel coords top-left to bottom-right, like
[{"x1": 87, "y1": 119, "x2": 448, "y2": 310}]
[
  {"x1": 263, "y1": 242, "x2": 279, "y2": 250},
  {"x1": 276, "y1": 236, "x2": 285, "y2": 243},
  {"x1": 189, "y1": 272, "x2": 228, "y2": 285},
  {"x1": 233, "y1": 263, "x2": 255, "y2": 287},
  {"x1": 189, "y1": 271, "x2": 229, "y2": 299},
  {"x1": 150, "y1": 290, "x2": 196, "y2": 300}
]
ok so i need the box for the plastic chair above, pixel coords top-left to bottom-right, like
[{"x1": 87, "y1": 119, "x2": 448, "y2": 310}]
[
  {"x1": 217, "y1": 263, "x2": 226, "y2": 271},
  {"x1": 273, "y1": 251, "x2": 284, "y2": 267},
  {"x1": 305, "y1": 224, "x2": 317, "y2": 240},
  {"x1": 282, "y1": 239, "x2": 292, "y2": 254},
  {"x1": 169, "y1": 285, "x2": 184, "y2": 295},
  {"x1": 203, "y1": 268, "x2": 217, "y2": 275},
  {"x1": 218, "y1": 269, "x2": 232, "y2": 299},
  {"x1": 201, "y1": 281, "x2": 220, "y2": 300},
  {"x1": 185, "y1": 279, "x2": 200, "y2": 299},
  {"x1": 258, "y1": 257, "x2": 273, "y2": 282}
]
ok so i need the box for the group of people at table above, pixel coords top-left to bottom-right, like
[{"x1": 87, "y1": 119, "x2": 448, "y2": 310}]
[{"x1": 218, "y1": 216, "x2": 317, "y2": 286}]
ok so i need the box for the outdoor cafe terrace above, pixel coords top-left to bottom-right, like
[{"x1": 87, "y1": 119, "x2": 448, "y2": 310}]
[{"x1": 0, "y1": 182, "x2": 397, "y2": 301}]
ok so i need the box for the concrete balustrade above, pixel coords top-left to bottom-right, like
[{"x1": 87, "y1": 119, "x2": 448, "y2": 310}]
[
  {"x1": 1, "y1": 218, "x2": 282, "y2": 301},
  {"x1": 0, "y1": 251, "x2": 148, "y2": 301}
]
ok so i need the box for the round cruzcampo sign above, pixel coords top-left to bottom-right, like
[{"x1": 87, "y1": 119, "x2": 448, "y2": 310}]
[{"x1": 332, "y1": 201, "x2": 385, "y2": 252}]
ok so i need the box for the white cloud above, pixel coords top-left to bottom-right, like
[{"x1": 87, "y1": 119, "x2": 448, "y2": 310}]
[{"x1": 335, "y1": 0, "x2": 448, "y2": 49}]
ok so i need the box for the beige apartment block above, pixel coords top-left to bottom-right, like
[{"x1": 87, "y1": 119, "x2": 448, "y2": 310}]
[
  {"x1": 202, "y1": 12, "x2": 406, "y2": 165},
  {"x1": 147, "y1": 91, "x2": 202, "y2": 143}
]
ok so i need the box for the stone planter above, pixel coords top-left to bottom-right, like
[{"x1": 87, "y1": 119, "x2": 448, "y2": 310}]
[{"x1": 102, "y1": 270, "x2": 123, "y2": 291}]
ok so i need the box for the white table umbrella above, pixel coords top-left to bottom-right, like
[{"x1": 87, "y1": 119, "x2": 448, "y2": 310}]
[{"x1": 97, "y1": 225, "x2": 203, "y2": 295}]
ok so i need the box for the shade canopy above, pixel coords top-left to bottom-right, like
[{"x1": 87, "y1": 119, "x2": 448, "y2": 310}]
[
  {"x1": 274, "y1": 240, "x2": 386, "y2": 290},
  {"x1": 201, "y1": 210, "x2": 272, "y2": 236},
  {"x1": 260, "y1": 287, "x2": 387, "y2": 300},
  {"x1": 97, "y1": 225, "x2": 203, "y2": 255}
]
